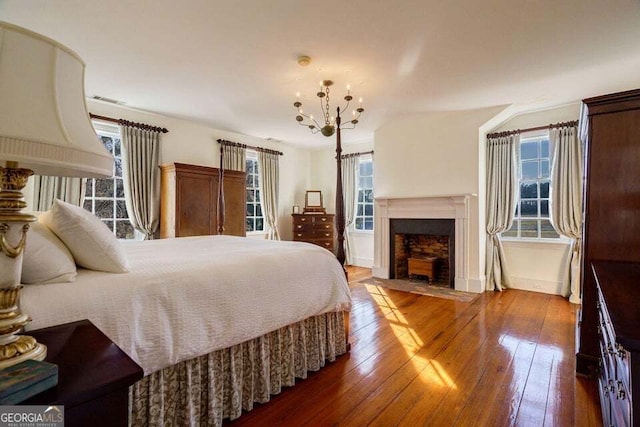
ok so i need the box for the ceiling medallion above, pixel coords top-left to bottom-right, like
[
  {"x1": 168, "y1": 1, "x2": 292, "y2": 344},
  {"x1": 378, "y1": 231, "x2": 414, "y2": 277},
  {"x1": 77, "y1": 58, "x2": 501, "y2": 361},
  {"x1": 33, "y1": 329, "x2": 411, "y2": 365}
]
[{"x1": 297, "y1": 55, "x2": 311, "y2": 67}]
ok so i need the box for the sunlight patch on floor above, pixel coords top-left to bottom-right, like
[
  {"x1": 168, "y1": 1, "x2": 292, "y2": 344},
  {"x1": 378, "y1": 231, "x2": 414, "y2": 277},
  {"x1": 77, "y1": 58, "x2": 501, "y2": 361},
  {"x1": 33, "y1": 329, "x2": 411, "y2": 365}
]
[
  {"x1": 365, "y1": 283, "x2": 457, "y2": 389},
  {"x1": 415, "y1": 358, "x2": 457, "y2": 389}
]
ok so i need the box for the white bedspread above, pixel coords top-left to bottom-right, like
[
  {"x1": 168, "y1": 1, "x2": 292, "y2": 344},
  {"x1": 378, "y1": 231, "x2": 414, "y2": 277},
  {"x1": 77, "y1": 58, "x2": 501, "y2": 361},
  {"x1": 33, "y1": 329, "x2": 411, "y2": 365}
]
[{"x1": 21, "y1": 236, "x2": 351, "y2": 375}]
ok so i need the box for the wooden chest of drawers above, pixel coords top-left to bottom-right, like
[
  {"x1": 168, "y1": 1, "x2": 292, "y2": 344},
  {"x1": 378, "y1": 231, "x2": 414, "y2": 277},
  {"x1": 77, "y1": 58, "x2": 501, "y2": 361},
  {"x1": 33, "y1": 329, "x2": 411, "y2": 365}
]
[
  {"x1": 592, "y1": 261, "x2": 640, "y2": 427},
  {"x1": 292, "y1": 214, "x2": 335, "y2": 252}
]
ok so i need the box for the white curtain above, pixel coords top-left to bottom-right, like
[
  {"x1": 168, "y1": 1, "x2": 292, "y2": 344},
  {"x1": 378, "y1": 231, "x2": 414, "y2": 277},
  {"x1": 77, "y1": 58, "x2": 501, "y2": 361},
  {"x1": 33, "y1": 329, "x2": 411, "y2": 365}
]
[
  {"x1": 121, "y1": 126, "x2": 161, "y2": 239},
  {"x1": 258, "y1": 151, "x2": 280, "y2": 240},
  {"x1": 32, "y1": 175, "x2": 85, "y2": 211},
  {"x1": 341, "y1": 154, "x2": 359, "y2": 265},
  {"x1": 549, "y1": 124, "x2": 583, "y2": 304},
  {"x1": 485, "y1": 134, "x2": 518, "y2": 291},
  {"x1": 222, "y1": 144, "x2": 246, "y2": 172}
]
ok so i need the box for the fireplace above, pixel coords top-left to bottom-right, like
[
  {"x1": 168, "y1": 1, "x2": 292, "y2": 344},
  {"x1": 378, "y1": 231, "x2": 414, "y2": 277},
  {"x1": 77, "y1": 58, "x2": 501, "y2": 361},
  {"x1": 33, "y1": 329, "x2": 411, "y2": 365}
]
[
  {"x1": 373, "y1": 195, "x2": 473, "y2": 292},
  {"x1": 390, "y1": 219, "x2": 455, "y2": 288}
]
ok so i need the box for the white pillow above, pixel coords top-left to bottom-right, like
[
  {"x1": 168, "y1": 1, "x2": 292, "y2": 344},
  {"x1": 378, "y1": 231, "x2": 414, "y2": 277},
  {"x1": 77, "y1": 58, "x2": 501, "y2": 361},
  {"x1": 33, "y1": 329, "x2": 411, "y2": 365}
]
[
  {"x1": 22, "y1": 222, "x2": 77, "y2": 285},
  {"x1": 40, "y1": 200, "x2": 130, "y2": 273}
]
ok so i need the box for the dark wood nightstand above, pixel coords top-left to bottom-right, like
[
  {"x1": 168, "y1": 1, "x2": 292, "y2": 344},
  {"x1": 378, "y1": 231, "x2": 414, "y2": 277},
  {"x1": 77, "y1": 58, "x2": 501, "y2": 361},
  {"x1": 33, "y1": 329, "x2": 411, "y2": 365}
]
[{"x1": 22, "y1": 320, "x2": 143, "y2": 427}]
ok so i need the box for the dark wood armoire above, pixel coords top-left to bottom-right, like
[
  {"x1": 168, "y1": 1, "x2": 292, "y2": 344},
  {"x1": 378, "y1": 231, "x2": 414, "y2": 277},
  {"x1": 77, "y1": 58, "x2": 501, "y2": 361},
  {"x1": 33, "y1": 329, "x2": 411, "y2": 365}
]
[
  {"x1": 159, "y1": 163, "x2": 246, "y2": 238},
  {"x1": 577, "y1": 89, "x2": 640, "y2": 376}
]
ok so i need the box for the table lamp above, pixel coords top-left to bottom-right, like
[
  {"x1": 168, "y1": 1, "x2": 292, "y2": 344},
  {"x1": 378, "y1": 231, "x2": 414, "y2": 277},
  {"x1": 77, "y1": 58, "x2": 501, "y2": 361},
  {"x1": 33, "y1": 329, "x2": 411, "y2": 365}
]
[{"x1": 0, "y1": 21, "x2": 114, "y2": 368}]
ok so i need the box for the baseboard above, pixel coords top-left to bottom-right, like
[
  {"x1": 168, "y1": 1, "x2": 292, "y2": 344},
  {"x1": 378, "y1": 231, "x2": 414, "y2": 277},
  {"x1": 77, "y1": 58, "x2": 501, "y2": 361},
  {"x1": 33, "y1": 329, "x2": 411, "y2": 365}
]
[
  {"x1": 467, "y1": 277, "x2": 485, "y2": 293},
  {"x1": 509, "y1": 276, "x2": 564, "y2": 296},
  {"x1": 453, "y1": 277, "x2": 484, "y2": 293},
  {"x1": 372, "y1": 266, "x2": 388, "y2": 278},
  {"x1": 352, "y1": 257, "x2": 373, "y2": 268}
]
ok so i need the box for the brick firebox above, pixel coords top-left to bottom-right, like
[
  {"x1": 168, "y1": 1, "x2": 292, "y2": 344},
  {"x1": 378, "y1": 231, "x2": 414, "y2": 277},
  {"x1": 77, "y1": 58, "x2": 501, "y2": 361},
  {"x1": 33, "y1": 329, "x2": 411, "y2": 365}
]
[
  {"x1": 389, "y1": 218, "x2": 455, "y2": 288},
  {"x1": 394, "y1": 234, "x2": 450, "y2": 285}
]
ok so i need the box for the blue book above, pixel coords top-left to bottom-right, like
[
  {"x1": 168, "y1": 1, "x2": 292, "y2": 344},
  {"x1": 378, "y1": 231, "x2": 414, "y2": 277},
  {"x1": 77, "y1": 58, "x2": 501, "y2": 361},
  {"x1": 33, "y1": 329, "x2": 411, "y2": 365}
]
[{"x1": 0, "y1": 360, "x2": 58, "y2": 404}]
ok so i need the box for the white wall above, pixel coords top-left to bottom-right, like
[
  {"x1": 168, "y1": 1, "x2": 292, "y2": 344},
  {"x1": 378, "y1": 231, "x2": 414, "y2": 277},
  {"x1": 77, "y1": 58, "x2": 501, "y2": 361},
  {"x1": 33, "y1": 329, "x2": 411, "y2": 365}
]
[
  {"x1": 374, "y1": 107, "x2": 505, "y2": 292},
  {"x1": 87, "y1": 100, "x2": 312, "y2": 241},
  {"x1": 503, "y1": 240, "x2": 571, "y2": 295},
  {"x1": 491, "y1": 102, "x2": 580, "y2": 294},
  {"x1": 309, "y1": 140, "x2": 374, "y2": 267}
]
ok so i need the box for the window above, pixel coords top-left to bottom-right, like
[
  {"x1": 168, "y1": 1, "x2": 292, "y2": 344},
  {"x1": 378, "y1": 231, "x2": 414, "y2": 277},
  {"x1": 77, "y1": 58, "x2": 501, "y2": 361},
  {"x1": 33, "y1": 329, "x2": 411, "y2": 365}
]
[
  {"x1": 245, "y1": 153, "x2": 264, "y2": 232},
  {"x1": 355, "y1": 157, "x2": 374, "y2": 231},
  {"x1": 503, "y1": 135, "x2": 559, "y2": 239},
  {"x1": 83, "y1": 126, "x2": 135, "y2": 239}
]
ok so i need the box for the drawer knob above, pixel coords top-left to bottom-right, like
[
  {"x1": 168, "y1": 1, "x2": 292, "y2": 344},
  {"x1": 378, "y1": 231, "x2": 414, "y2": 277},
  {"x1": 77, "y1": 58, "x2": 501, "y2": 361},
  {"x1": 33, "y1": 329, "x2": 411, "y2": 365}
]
[
  {"x1": 297, "y1": 225, "x2": 302, "y2": 229},
  {"x1": 321, "y1": 217, "x2": 327, "y2": 222},
  {"x1": 297, "y1": 233, "x2": 303, "y2": 237},
  {"x1": 616, "y1": 343, "x2": 626, "y2": 358},
  {"x1": 616, "y1": 381, "x2": 626, "y2": 400},
  {"x1": 301, "y1": 218, "x2": 307, "y2": 222},
  {"x1": 324, "y1": 233, "x2": 330, "y2": 237}
]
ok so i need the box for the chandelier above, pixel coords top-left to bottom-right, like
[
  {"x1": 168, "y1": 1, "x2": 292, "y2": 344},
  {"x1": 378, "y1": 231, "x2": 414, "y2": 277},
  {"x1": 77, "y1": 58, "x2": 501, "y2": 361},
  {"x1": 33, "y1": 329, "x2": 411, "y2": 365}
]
[{"x1": 294, "y1": 80, "x2": 364, "y2": 137}]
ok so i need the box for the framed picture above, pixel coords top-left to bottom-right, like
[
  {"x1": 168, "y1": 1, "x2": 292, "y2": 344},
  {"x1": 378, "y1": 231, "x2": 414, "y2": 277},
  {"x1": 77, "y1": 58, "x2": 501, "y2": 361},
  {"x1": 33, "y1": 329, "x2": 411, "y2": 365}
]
[{"x1": 292, "y1": 205, "x2": 300, "y2": 214}]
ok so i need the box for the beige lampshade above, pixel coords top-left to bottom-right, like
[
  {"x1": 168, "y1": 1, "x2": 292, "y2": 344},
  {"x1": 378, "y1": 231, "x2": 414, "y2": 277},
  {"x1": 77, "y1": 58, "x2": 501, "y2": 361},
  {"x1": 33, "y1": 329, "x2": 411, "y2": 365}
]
[{"x1": 0, "y1": 21, "x2": 113, "y2": 178}]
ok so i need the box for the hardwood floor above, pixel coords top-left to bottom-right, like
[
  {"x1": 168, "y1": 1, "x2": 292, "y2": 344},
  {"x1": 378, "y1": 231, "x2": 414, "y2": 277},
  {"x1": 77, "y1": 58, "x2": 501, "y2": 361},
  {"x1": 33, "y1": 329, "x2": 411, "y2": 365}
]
[{"x1": 228, "y1": 266, "x2": 602, "y2": 426}]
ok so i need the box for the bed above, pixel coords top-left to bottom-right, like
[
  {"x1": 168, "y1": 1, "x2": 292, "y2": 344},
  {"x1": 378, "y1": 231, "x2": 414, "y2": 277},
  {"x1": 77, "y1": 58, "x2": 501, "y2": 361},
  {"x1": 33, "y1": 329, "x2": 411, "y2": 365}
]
[
  {"x1": 18, "y1": 114, "x2": 353, "y2": 425},
  {"x1": 21, "y1": 235, "x2": 351, "y2": 425}
]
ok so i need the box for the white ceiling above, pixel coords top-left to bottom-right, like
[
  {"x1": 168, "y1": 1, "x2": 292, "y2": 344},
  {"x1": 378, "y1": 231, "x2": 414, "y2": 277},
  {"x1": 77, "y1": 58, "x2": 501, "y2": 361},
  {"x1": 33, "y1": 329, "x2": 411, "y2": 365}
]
[{"x1": 2, "y1": 0, "x2": 640, "y2": 147}]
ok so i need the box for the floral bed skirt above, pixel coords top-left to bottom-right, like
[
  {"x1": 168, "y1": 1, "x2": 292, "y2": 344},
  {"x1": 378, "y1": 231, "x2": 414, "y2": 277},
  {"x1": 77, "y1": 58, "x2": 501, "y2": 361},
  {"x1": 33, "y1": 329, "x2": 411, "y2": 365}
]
[{"x1": 129, "y1": 311, "x2": 347, "y2": 426}]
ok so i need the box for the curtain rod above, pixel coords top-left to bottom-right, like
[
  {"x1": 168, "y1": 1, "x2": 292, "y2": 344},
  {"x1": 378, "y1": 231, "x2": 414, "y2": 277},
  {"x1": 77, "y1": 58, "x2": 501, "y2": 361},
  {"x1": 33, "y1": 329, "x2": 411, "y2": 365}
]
[
  {"x1": 217, "y1": 139, "x2": 283, "y2": 156},
  {"x1": 340, "y1": 150, "x2": 374, "y2": 159},
  {"x1": 487, "y1": 120, "x2": 578, "y2": 139},
  {"x1": 89, "y1": 113, "x2": 169, "y2": 134}
]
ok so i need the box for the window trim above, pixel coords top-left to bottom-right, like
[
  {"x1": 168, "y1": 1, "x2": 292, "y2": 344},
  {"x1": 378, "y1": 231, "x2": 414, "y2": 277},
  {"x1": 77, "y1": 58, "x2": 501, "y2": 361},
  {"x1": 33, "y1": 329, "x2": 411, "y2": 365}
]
[
  {"x1": 502, "y1": 131, "x2": 560, "y2": 241},
  {"x1": 501, "y1": 235, "x2": 572, "y2": 245},
  {"x1": 84, "y1": 124, "x2": 136, "y2": 240},
  {"x1": 354, "y1": 154, "x2": 374, "y2": 232},
  {"x1": 245, "y1": 150, "x2": 265, "y2": 233}
]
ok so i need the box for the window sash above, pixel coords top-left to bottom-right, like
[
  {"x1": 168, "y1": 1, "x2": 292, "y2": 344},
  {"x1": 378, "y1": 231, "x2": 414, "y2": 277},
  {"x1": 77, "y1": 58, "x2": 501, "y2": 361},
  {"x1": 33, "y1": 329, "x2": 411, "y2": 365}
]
[
  {"x1": 355, "y1": 158, "x2": 374, "y2": 231},
  {"x1": 503, "y1": 135, "x2": 558, "y2": 240},
  {"x1": 84, "y1": 131, "x2": 134, "y2": 239},
  {"x1": 245, "y1": 154, "x2": 264, "y2": 232}
]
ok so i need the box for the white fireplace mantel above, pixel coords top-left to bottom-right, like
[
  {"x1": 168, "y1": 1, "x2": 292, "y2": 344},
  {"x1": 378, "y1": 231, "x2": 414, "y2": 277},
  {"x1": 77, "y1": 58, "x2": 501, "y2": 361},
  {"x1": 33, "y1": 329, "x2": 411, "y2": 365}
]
[{"x1": 372, "y1": 195, "x2": 475, "y2": 292}]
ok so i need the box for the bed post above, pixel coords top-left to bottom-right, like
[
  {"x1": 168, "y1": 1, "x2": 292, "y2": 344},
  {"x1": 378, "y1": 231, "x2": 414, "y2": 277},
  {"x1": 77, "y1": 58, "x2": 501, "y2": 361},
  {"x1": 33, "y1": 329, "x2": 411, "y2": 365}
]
[
  {"x1": 335, "y1": 109, "x2": 351, "y2": 352},
  {"x1": 217, "y1": 143, "x2": 225, "y2": 234},
  {"x1": 335, "y1": 110, "x2": 346, "y2": 272}
]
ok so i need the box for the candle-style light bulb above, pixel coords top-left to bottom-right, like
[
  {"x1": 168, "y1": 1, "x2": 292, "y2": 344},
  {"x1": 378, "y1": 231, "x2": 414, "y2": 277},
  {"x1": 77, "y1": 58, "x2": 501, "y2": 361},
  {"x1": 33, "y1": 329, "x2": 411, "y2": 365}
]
[
  {"x1": 346, "y1": 84, "x2": 351, "y2": 95},
  {"x1": 359, "y1": 97, "x2": 363, "y2": 105},
  {"x1": 296, "y1": 92, "x2": 300, "y2": 99},
  {"x1": 352, "y1": 110, "x2": 356, "y2": 116}
]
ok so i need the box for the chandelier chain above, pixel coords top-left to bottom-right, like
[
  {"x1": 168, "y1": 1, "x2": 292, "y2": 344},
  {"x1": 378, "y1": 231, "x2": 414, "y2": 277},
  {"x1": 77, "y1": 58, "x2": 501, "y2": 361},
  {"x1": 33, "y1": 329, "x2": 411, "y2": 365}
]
[{"x1": 324, "y1": 86, "x2": 331, "y2": 125}]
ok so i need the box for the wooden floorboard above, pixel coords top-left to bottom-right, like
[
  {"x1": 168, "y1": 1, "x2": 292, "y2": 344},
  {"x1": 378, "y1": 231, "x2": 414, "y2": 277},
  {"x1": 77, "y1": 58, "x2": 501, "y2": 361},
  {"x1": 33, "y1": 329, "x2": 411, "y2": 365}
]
[{"x1": 227, "y1": 266, "x2": 602, "y2": 426}]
